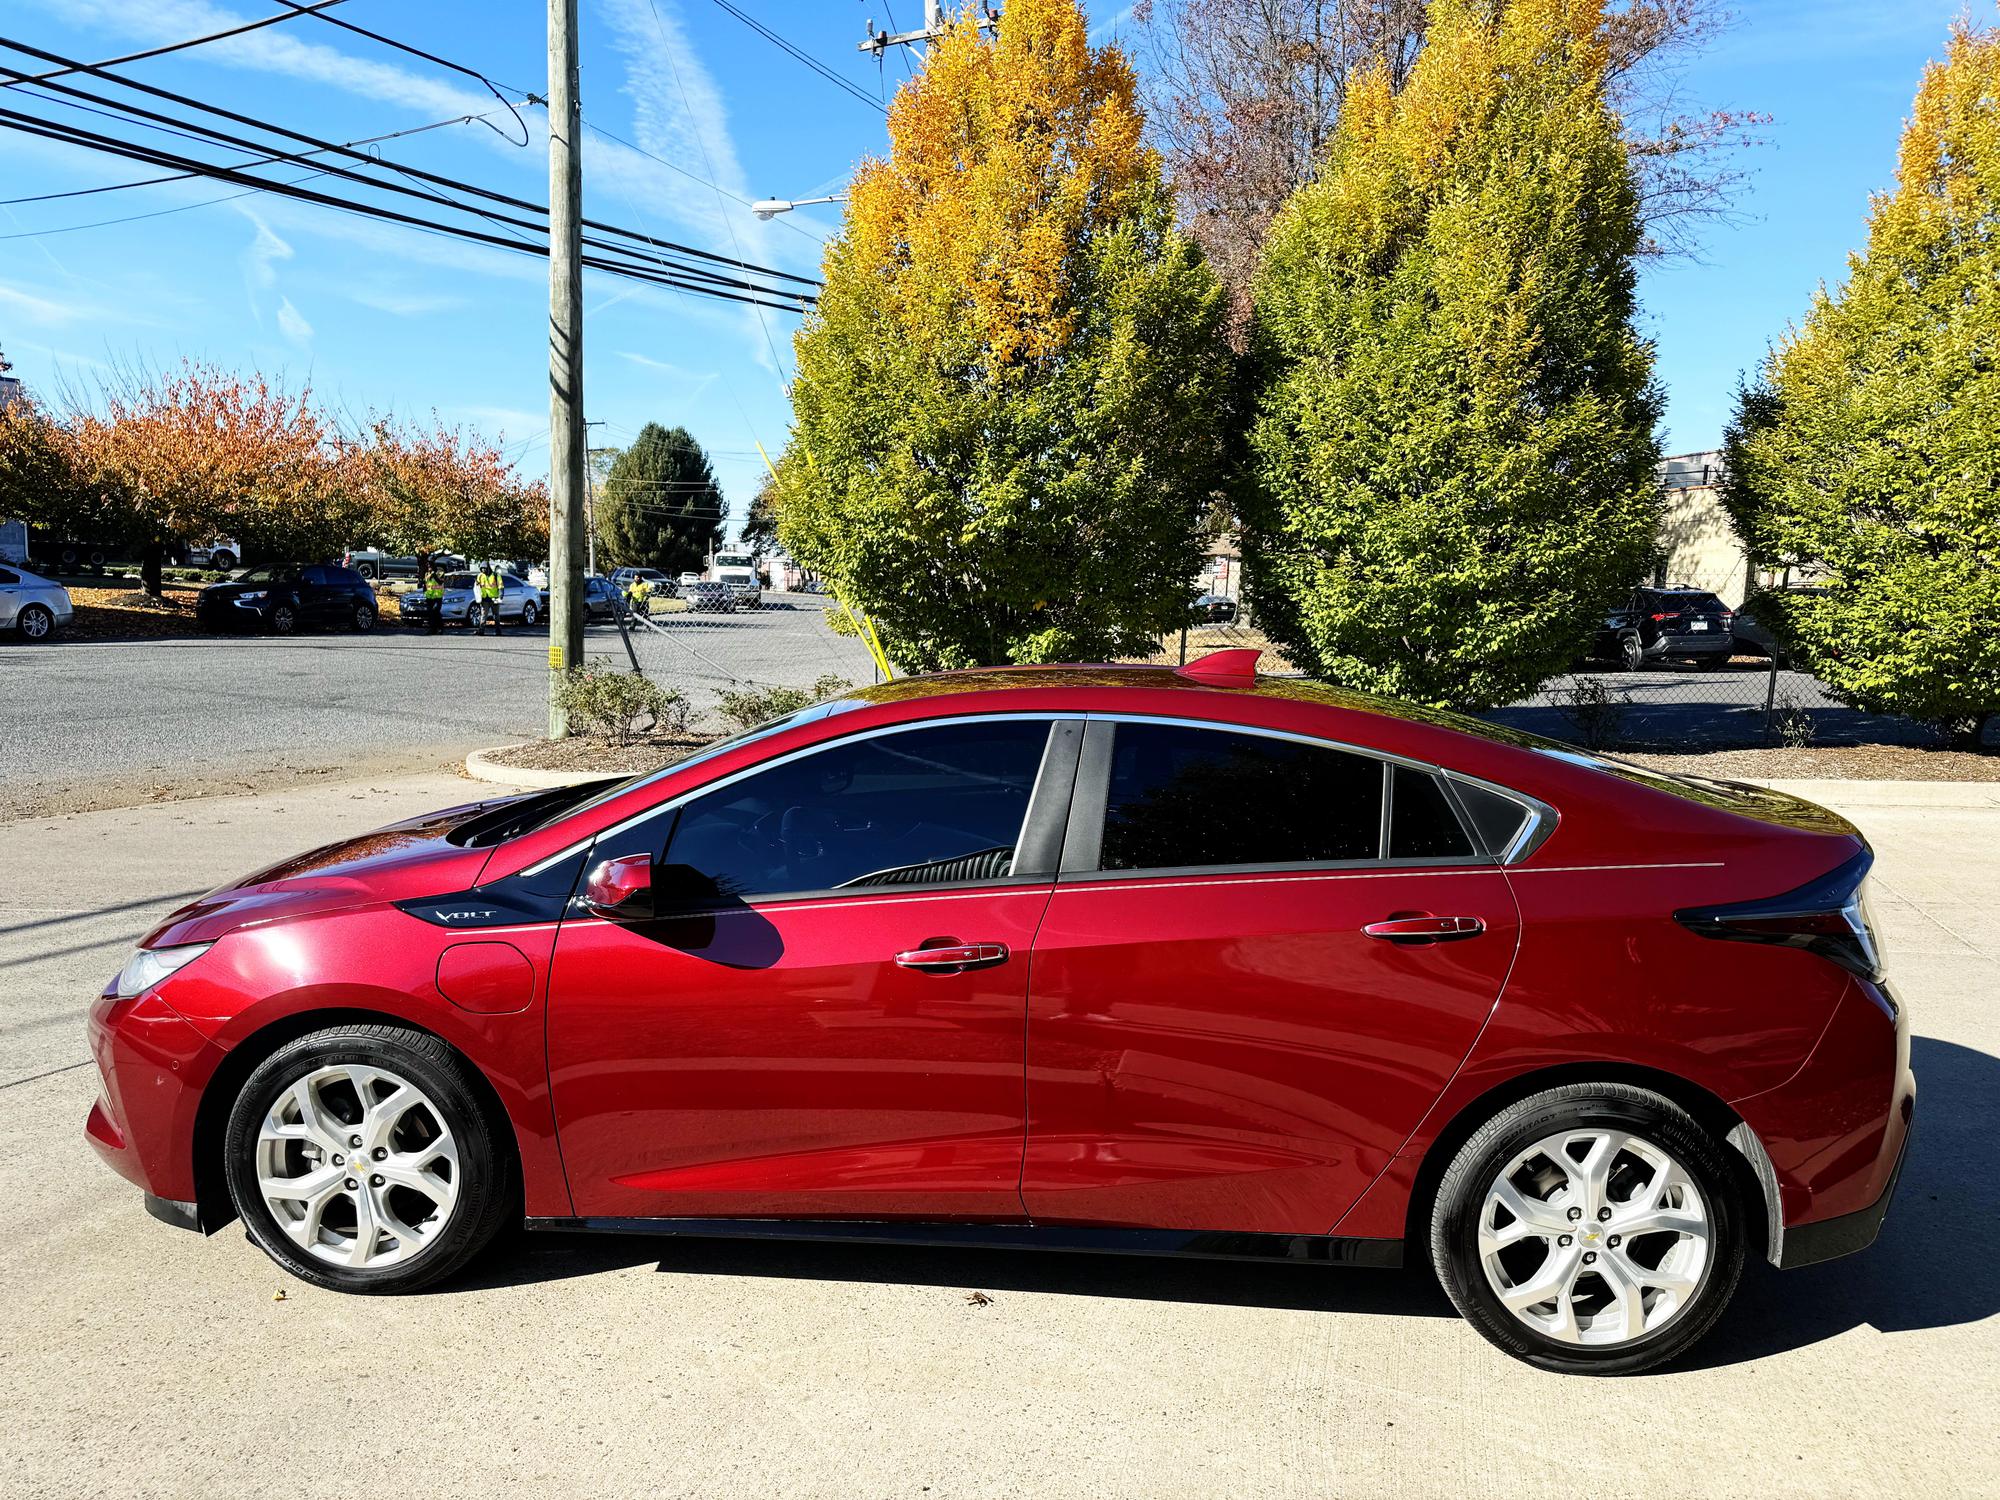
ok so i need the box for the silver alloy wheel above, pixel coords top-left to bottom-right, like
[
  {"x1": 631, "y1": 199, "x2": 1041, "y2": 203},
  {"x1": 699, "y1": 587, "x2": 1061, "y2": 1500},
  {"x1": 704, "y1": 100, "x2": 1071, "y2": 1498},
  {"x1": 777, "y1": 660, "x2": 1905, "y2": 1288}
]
[
  {"x1": 1477, "y1": 1127, "x2": 1710, "y2": 1347},
  {"x1": 20, "y1": 606, "x2": 51, "y2": 639},
  {"x1": 255, "y1": 1063, "x2": 460, "y2": 1270}
]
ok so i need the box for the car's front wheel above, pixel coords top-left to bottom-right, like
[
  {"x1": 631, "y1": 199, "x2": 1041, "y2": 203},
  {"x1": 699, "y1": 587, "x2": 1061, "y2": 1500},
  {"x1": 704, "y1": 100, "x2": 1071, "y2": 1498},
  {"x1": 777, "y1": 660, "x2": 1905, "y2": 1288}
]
[
  {"x1": 224, "y1": 1023, "x2": 511, "y2": 1293},
  {"x1": 520, "y1": 600, "x2": 539, "y2": 627},
  {"x1": 269, "y1": 603, "x2": 298, "y2": 635},
  {"x1": 1429, "y1": 1083, "x2": 1744, "y2": 1375}
]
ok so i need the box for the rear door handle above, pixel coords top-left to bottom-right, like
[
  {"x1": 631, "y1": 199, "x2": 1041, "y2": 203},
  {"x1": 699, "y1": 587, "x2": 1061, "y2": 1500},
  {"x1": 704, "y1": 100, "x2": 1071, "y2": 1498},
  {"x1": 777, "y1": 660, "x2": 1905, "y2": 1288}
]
[
  {"x1": 1362, "y1": 916, "x2": 1485, "y2": 943},
  {"x1": 894, "y1": 942, "x2": 1009, "y2": 973}
]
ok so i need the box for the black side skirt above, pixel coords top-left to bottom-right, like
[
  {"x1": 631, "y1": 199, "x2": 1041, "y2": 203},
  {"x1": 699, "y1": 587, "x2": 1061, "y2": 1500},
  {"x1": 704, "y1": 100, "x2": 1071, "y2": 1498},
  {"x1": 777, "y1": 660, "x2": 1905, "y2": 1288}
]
[{"x1": 523, "y1": 1216, "x2": 1404, "y2": 1269}]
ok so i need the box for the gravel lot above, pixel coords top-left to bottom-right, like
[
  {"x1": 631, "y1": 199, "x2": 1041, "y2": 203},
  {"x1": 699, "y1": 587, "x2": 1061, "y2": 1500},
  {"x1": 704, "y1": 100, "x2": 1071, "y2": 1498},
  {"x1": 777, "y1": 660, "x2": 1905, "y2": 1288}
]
[
  {"x1": 0, "y1": 775, "x2": 1995, "y2": 1498},
  {"x1": 0, "y1": 594, "x2": 877, "y2": 817}
]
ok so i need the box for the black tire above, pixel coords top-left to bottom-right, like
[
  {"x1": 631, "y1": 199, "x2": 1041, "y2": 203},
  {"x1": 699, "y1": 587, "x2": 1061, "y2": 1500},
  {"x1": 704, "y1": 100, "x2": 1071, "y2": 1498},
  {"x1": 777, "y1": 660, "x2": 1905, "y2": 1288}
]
[
  {"x1": 16, "y1": 603, "x2": 56, "y2": 642},
  {"x1": 1619, "y1": 634, "x2": 1646, "y2": 672},
  {"x1": 211, "y1": 551, "x2": 237, "y2": 571},
  {"x1": 1429, "y1": 1082, "x2": 1744, "y2": 1376},
  {"x1": 223, "y1": 1022, "x2": 512, "y2": 1294},
  {"x1": 520, "y1": 600, "x2": 539, "y2": 627},
  {"x1": 353, "y1": 602, "x2": 376, "y2": 633},
  {"x1": 269, "y1": 602, "x2": 298, "y2": 635}
]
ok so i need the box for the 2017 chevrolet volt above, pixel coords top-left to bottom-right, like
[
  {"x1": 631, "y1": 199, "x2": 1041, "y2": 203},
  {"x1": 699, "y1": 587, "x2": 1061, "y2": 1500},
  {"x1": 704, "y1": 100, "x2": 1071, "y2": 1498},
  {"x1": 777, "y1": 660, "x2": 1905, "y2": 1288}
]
[{"x1": 87, "y1": 651, "x2": 1911, "y2": 1374}]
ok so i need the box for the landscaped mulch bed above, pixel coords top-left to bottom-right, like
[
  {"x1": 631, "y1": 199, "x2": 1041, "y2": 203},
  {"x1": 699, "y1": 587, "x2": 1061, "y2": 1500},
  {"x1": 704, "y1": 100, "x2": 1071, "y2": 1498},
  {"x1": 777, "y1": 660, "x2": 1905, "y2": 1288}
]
[
  {"x1": 480, "y1": 734, "x2": 717, "y2": 776},
  {"x1": 1625, "y1": 744, "x2": 2000, "y2": 782},
  {"x1": 64, "y1": 584, "x2": 208, "y2": 640}
]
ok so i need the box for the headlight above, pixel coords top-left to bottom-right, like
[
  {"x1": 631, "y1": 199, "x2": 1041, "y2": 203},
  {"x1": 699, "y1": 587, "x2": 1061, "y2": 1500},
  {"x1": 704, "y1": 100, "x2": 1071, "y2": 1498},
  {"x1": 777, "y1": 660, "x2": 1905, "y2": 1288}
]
[
  {"x1": 234, "y1": 591, "x2": 267, "y2": 604},
  {"x1": 114, "y1": 943, "x2": 213, "y2": 998}
]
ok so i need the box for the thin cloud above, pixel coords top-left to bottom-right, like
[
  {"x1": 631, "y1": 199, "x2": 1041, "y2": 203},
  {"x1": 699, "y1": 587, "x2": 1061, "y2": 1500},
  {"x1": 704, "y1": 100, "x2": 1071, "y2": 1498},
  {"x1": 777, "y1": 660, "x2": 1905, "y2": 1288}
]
[{"x1": 276, "y1": 297, "x2": 313, "y2": 344}]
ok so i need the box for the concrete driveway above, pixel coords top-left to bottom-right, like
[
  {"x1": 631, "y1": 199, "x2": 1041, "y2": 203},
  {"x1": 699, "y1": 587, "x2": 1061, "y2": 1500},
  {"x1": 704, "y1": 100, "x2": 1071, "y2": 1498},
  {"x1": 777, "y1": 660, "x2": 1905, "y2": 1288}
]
[{"x1": 2, "y1": 776, "x2": 1995, "y2": 1498}]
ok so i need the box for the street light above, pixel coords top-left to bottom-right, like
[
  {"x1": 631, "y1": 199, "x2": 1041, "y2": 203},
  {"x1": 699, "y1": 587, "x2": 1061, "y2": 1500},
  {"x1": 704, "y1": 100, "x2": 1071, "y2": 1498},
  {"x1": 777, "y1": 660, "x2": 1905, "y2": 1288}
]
[{"x1": 751, "y1": 194, "x2": 846, "y2": 220}]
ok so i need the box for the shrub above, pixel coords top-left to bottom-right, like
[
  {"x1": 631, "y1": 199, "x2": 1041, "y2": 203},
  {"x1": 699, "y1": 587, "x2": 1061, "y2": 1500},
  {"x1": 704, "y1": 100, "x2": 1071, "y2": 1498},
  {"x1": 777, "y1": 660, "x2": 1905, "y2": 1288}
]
[
  {"x1": 714, "y1": 675, "x2": 853, "y2": 733},
  {"x1": 1242, "y1": 0, "x2": 1661, "y2": 710},
  {"x1": 553, "y1": 665, "x2": 689, "y2": 746},
  {"x1": 1721, "y1": 19, "x2": 2000, "y2": 736}
]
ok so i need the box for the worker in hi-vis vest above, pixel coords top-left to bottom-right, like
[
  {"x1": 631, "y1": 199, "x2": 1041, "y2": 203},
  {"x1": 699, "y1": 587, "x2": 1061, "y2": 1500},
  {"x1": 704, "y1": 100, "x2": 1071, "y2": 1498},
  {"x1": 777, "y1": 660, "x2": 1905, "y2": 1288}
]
[{"x1": 474, "y1": 565, "x2": 503, "y2": 636}]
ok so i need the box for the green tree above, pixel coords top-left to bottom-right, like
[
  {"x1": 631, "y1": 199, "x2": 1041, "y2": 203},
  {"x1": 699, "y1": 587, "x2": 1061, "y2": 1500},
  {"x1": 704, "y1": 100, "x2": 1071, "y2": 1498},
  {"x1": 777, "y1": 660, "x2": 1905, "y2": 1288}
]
[
  {"x1": 778, "y1": 0, "x2": 1233, "y2": 671},
  {"x1": 1722, "y1": 18, "x2": 2000, "y2": 734},
  {"x1": 596, "y1": 423, "x2": 722, "y2": 577},
  {"x1": 1242, "y1": 0, "x2": 1662, "y2": 709},
  {"x1": 740, "y1": 473, "x2": 780, "y2": 560}
]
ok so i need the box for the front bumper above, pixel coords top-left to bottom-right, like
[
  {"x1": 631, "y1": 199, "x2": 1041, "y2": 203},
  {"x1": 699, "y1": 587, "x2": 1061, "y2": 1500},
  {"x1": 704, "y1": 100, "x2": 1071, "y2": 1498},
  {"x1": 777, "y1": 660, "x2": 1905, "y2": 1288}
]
[{"x1": 85, "y1": 989, "x2": 223, "y2": 1217}]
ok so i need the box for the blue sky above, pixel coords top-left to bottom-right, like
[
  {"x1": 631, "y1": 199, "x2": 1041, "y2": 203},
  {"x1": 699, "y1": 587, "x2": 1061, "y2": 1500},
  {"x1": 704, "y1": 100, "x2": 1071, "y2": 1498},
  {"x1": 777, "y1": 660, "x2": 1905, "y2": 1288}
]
[{"x1": 0, "y1": 0, "x2": 1982, "y2": 529}]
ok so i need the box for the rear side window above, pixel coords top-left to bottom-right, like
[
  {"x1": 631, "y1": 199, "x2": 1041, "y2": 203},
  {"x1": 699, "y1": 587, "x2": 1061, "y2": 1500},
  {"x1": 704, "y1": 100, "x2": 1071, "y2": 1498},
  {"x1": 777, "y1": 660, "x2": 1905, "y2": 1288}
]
[
  {"x1": 302, "y1": 565, "x2": 332, "y2": 586},
  {"x1": 334, "y1": 568, "x2": 367, "y2": 588},
  {"x1": 1099, "y1": 723, "x2": 1381, "y2": 871},
  {"x1": 1453, "y1": 780, "x2": 1532, "y2": 856},
  {"x1": 0, "y1": 568, "x2": 17, "y2": 585},
  {"x1": 1388, "y1": 766, "x2": 1473, "y2": 859},
  {"x1": 662, "y1": 719, "x2": 1053, "y2": 897}
]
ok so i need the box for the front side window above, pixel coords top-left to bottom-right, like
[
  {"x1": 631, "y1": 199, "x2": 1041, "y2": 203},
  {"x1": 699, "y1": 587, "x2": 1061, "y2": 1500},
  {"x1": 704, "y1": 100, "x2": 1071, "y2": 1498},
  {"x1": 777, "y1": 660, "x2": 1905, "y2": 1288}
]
[
  {"x1": 662, "y1": 719, "x2": 1053, "y2": 898},
  {"x1": 1099, "y1": 723, "x2": 1383, "y2": 871}
]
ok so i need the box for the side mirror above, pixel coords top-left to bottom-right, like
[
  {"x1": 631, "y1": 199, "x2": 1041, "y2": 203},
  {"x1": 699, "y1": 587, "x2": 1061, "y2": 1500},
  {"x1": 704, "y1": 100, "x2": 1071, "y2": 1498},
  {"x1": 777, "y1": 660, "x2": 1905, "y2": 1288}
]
[{"x1": 582, "y1": 854, "x2": 653, "y2": 920}]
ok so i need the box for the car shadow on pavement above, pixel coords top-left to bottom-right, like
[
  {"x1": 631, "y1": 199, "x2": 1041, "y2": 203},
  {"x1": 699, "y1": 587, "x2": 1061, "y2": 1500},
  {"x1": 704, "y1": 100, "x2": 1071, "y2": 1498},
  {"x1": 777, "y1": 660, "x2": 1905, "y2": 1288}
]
[{"x1": 1673, "y1": 1034, "x2": 1999, "y2": 1372}]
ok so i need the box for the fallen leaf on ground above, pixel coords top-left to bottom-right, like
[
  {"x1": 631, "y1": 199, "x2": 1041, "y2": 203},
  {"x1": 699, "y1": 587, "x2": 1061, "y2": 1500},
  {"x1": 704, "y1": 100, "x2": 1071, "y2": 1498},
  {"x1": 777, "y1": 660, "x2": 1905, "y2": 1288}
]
[{"x1": 964, "y1": 1290, "x2": 993, "y2": 1306}]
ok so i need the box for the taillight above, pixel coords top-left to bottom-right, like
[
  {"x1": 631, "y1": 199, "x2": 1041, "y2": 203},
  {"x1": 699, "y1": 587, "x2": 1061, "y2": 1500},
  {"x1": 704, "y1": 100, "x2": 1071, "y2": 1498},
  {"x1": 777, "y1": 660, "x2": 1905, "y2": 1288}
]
[
  {"x1": 1650, "y1": 611, "x2": 1682, "y2": 622},
  {"x1": 1674, "y1": 849, "x2": 1885, "y2": 981}
]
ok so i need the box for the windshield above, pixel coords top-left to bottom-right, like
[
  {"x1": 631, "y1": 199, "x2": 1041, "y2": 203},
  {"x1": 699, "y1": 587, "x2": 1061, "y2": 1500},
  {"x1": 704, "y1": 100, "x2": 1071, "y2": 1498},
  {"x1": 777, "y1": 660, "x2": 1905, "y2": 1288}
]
[{"x1": 234, "y1": 565, "x2": 286, "y2": 583}]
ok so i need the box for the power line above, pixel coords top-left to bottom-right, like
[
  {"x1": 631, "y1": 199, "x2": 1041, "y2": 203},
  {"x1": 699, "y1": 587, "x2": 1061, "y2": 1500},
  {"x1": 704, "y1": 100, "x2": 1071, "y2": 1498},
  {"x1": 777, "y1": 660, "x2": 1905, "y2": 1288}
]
[
  {"x1": 0, "y1": 108, "x2": 812, "y2": 311},
  {"x1": 1, "y1": 1, "x2": 349, "y2": 88},
  {"x1": 0, "y1": 35, "x2": 821, "y2": 293},
  {"x1": 580, "y1": 117, "x2": 826, "y2": 247},
  {"x1": 268, "y1": 0, "x2": 529, "y2": 146},
  {"x1": 705, "y1": 0, "x2": 886, "y2": 115},
  {"x1": 0, "y1": 74, "x2": 792, "y2": 300}
]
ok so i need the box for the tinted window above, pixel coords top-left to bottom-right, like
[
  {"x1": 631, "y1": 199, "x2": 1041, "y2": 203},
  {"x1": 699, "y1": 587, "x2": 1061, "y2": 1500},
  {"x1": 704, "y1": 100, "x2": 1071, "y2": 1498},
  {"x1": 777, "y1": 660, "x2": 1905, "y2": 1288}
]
[
  {"x1": 1453, "y1": 780, "x2": 1532, "y2": 856},
  {"x1": 1388, "y1": 766, "x2": 1473, "y2": 860},
  {"x1": 1100, "y1": 723, "x2": 1382, "y2": 871},
  {"x1": 333, "y1": 568, "x2": 367, "y2": 588},
  {"x1": 663, "y1": 720, "x2": 1052, "y2": 897},
  {"x1": 302, "y1": 566, "x2": 333, "y2": 586},
  {"x1": 0, "y1": 568, "x2": 17, "y2": 585}
]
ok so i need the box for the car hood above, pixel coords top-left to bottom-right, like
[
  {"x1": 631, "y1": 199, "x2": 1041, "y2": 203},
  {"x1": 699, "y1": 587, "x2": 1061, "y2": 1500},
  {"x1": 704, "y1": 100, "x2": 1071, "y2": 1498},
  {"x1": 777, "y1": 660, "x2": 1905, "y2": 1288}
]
[
  {"x1": 199, "y1": 580, "x2": 277, "y2": 600},
  {"x1": 141, "y1": 796, "x2": 515, "y2": 947}
]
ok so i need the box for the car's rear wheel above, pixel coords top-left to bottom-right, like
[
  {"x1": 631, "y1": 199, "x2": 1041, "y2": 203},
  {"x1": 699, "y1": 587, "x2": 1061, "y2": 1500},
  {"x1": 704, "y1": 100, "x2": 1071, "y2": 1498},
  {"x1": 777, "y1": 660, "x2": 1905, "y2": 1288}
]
[
  {"x1": 1619, "y1": 634, "x2": 1646, "y2": 672},
  {"x1": 352, "y1": 602, "x2": 376, "y2": 632},
  {"x1": 16, "y1": 604, "x2": 55, "y2": 641},
  {"x1": 223, "y1": 1023, "x2": 511, "y2": 1293},
  {"x1": 1429, "y1": 1083, "x2": 1744, "y2": 1375}
]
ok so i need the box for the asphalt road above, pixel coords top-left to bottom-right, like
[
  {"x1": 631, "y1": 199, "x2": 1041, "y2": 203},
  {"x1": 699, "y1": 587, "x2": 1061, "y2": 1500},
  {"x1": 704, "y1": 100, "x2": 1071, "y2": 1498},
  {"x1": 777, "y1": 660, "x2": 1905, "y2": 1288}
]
[
  {"x1": 1, "y1": 774, "x2": 1996, "y2": 1498},
  {"x1": 0, "y1": 595, "x2": 879, "y2": 817}
]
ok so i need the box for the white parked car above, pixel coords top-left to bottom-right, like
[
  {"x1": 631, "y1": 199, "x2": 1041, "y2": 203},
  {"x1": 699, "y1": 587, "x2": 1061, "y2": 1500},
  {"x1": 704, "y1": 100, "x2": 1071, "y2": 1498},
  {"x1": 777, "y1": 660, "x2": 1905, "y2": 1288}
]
[
  {"x1": 436, "y1": 570, "x2": 546, "y2": 626},
  {"x1": 0, "y1": 563, "x2": 75, "y2": 641}
]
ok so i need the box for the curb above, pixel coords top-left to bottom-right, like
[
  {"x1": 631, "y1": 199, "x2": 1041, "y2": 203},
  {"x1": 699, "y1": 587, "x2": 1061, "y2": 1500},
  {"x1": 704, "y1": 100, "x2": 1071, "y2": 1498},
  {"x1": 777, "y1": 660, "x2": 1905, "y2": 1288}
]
[{"x1": 464, "y1": 746, "x2": 614, "y2": 789}]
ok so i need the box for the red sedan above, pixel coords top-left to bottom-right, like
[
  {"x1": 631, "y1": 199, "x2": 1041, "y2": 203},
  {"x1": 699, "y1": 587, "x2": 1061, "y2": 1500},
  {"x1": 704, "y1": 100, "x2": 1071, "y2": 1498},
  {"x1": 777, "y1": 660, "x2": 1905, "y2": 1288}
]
[{"x1": 87, "y1": 651, "x2": 1912, "y2": 1374}]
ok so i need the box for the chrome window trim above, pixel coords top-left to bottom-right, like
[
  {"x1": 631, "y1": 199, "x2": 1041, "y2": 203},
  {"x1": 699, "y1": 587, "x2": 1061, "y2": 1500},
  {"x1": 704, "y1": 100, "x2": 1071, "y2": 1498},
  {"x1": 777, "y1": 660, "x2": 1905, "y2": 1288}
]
[
  {"x1": 1073, "y1": 711, "x2": 1554, "y2": 870},
  {"x1": 521, "y1": 711, "x2": 1085, "y2": 881}
]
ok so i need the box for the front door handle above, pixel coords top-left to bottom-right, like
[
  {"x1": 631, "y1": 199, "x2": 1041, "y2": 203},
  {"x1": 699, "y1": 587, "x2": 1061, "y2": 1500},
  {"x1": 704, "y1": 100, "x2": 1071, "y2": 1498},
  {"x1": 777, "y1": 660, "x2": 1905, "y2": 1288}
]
[
  {"x1": 894, "y1": 942, "x2": 1009, "y2": 973},
  {"x1": 1362, "y1": 915, "x2": 1486, "y2": 944}
]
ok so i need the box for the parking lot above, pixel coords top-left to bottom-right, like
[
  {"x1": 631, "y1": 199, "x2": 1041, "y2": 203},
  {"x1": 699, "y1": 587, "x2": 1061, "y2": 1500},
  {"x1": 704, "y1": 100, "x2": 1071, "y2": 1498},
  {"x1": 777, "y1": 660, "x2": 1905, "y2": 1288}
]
[
  {"x1": 1, "y1": 772, "x2": 1995, "y2": 1498},
  {"x1": 0, "y1": 594, "x2": 878, "y2": 818}
]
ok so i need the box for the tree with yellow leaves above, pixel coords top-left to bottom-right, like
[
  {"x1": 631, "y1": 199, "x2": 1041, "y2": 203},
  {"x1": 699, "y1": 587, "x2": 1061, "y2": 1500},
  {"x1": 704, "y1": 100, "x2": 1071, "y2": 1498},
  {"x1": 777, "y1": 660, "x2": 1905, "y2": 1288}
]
[
  {"x1": 1723, "y1": 15, "x2": 2000, "y2": 736},
  {"x1": 1244, "y1": 0, "x2": 1662, "y2": 709},
  {"x1": 780, "y1": 0, "x2": 1233, "y2": 670}
]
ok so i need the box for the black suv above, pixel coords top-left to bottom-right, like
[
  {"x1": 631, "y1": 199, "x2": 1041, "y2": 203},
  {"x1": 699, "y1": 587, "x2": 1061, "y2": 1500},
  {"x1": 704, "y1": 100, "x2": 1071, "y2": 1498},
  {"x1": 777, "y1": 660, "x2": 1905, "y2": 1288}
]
[
  {"x1": 1595, "y1": 586, "x2": 1735, "y2": 669},
  {"x1": 196, "y1": 564, "x2": 379, "y2": 634}
]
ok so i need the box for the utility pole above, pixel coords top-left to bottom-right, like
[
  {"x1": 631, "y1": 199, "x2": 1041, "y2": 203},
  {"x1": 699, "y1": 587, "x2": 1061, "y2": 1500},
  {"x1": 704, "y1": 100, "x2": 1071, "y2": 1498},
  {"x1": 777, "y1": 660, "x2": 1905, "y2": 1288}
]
[
  {"x1": 858, "y1": 0, "x2": 996, "y2": 55},
  {"x1": 586, "y1": 442, "x2": 618, "y2": 577},
  {"x1": 545, "y1": 0, "x2": 585, "y2": 738}
]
